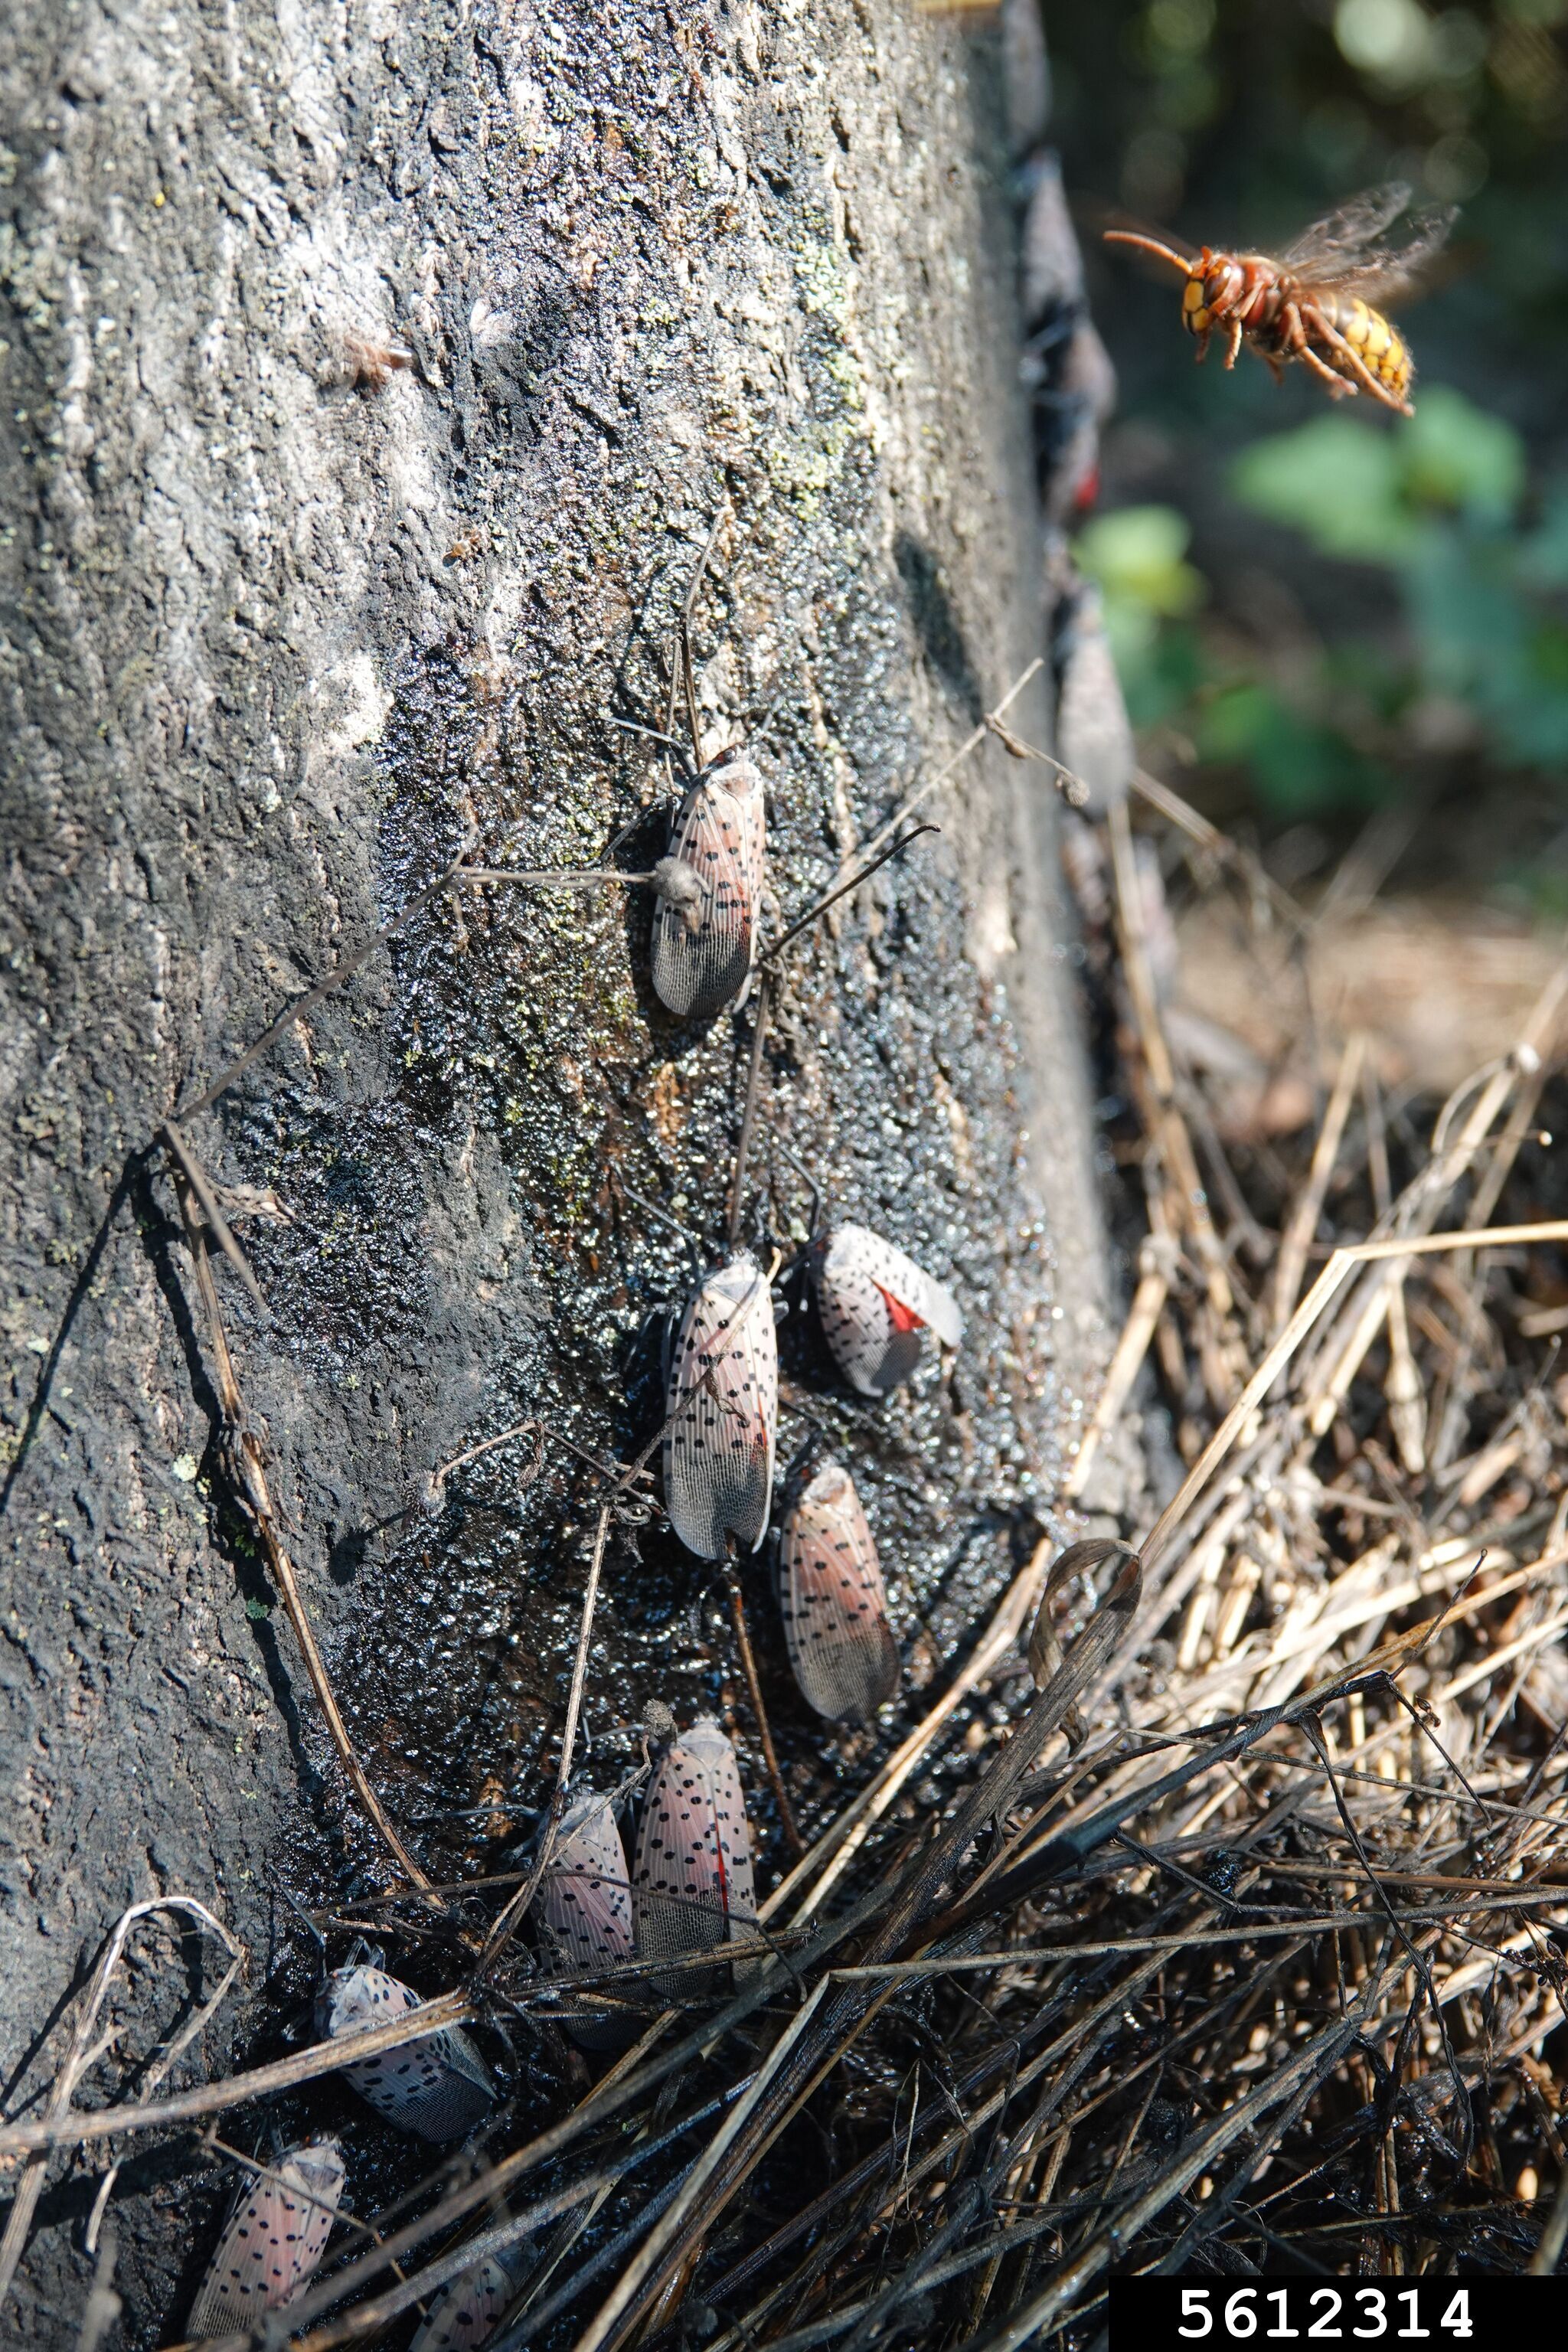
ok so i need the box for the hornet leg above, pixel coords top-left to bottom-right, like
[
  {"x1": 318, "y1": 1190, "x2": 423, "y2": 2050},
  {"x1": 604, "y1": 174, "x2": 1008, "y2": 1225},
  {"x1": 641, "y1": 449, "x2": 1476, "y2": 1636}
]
[
  {"x1": 1302, "y1": 304, "x2": 1410, "y2": 414},
  {"x1": 1281, "y1": 301, "x2": 1358, "y2": 400},
  {"x1": 1223, "y1": 316, "x2": 1243, "y2": 370}
]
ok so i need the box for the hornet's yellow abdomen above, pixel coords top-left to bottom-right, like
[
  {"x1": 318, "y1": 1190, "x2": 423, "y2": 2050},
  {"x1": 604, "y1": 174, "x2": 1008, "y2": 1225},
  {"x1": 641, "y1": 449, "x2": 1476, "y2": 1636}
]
[
  {"x1": 1105, "y1": 185, "x2": 1451, "y2": 419},
  {"x1": 1315, "y1": 292, "x2": 1412, "y2": 405}
]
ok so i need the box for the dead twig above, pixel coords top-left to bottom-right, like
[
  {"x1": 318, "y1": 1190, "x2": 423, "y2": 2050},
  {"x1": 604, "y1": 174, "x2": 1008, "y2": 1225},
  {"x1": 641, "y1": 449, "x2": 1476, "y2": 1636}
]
[
  {"x1": 0, "y1": 1899, "x2": 242, "y2": 2312},
  {"x1": 170, "y1": 1171, "x2": 435, "y2": 1895}
]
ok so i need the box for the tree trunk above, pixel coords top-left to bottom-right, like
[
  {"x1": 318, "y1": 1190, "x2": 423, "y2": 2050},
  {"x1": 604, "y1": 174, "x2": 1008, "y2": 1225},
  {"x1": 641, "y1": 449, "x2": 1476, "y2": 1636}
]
[{"x1": 0, "y1": 1, "x2": 1129, "y2": 2338}]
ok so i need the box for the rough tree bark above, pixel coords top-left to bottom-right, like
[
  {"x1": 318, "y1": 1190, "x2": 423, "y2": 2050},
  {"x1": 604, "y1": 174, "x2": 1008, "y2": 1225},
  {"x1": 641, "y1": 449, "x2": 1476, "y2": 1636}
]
[{"x1": 0, "y1": 1, "x2": 1133, "y2": 2340}]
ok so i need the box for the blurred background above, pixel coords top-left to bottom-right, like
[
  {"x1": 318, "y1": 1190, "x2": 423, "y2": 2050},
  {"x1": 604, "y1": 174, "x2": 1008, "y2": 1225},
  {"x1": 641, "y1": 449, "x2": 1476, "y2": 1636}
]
[{"x1": 1044, "y1": 0, "x2": 1568, "y2": 925}]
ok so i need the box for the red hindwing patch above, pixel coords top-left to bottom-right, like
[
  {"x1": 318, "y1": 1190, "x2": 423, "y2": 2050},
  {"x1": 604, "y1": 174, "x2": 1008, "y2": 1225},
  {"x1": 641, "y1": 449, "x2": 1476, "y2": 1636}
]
[{"x1": 811, "y1": 1222, "x2": 963, "y2": 1398}]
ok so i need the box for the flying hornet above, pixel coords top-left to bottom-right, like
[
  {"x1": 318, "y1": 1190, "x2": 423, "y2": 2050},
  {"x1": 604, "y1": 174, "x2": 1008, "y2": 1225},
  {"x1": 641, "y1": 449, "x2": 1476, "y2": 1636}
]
[{"x1": 1105, "y1": 184, "x2": 1455, "y2": 417}]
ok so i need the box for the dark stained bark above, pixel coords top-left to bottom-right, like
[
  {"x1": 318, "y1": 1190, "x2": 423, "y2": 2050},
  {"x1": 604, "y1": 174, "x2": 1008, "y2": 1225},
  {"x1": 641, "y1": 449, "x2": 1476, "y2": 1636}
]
[{"x1": 0, "y1": 0, "x2": 1135, "y2": 2338}]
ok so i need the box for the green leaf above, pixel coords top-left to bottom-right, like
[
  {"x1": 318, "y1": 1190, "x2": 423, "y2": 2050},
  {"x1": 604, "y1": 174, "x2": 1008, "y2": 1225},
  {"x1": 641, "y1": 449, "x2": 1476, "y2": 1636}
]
[
  {"x1": 1397, "y1": 384, "x2": 1524, "y2": 524},
  {"x1": 1518, "y1": 481, "x2": 1568, "y2": 590},
  {"x1": 1195, "y1": 679, "x2": 1383, "y2": 815},
  {"x1": 1074, "y1": 505, "x2": 1207, "y2": 617},
  {"x1": 1230, "y1": 415, "x2": 1411, "y2": 562}
]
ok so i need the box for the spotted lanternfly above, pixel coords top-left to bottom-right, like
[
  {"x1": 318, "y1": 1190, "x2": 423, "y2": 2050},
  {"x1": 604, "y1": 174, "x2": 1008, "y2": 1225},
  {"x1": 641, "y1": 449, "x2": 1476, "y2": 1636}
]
[
  {"x1": 316, "y1": 1961, "x2": 495, "y2": 2141},
  {"x1": 810, "y1": 1222, "x2": 963, "y2": 1398},
  {"x1": 663, "y1": 1252, "x2": 776, "y2": 1559},
  {"x1": 779, "y1": 1458, "x2": 900, "y2": 1723},
  {"x1": 187, "y1": 2137, "x2": 345, "y2": 2338},
  {"x1": 408, "y1": 2239, "x2": 531, "y2": 2351},
  {"x1": 632, "y1": 1715, "x2": 756, "y2": 1991},
  {"x1": 1019, "y1": 152, "x2": 1084, "y2": 334},
  {"x1": 650, "y1": 749, "x2": 766, "y2": 1021},
  {"x1": 1042, "y1": 318, "x2": 1116, "y2": 524},
  {"x1": 537, "y1": 1787, "x2": 638, "y2": 2050},
  {"x1": 1054, "y1": 580, "x2": 1132, "y2": 815}
]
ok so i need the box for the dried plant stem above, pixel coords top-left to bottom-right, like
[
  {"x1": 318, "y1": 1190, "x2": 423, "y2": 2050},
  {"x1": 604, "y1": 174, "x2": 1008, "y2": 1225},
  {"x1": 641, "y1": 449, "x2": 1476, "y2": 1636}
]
[
  {"x1": 762, "y1": 824, "x2": 937, "y2": 972},
  {"x1": 1273, "y1": 1031, "x2": 1364, "y2": 1332},
  {"x1": 1142, "y1": 1220, "x2": 1568, "y2": 1575},
  {"x1": 0, "y1": 1988, "x2": 477, "y2": 2158},
  {"x1": 172, "y1": 1174, "x2": 434, "y2": 1895},
  {"x1": 159, "y1": 1119, "x2": 268, "y2": 1315},
  {"x1": 1302, "y1": 965, "x2": 1568, "y2": 1438},
  {"x1": 481, "y1": 1504, "x2": 612, "y2": 1968},
  {"x1": 1132, "y1": 767, "x2": 1308, "y2": 935},
  {"x1": 0, "y1": 1899, "x2": 240, "y2": 2309},
  {"x1": 458, "y1": 866, "x2": 658, "y2": 890},
  {"x1": 725, "y1": 1552, "x2": 805, "y2": 1854},
  {"x1": 965, "y1": 2004, "x2": 1372, "y2": 2352},
  {"x1": 1306, "y1": 1269, "x2": 1399, "y2": 1437},
  {"x1": 1107, "y1": 799, "x2": 1236, "y2": 1338},
  {"x1": 727, "y1": 822, "x2": 937, "y2": 1240},
  {"x1": 849, "y1": 659, "x2": 1043, "y2": 874},
  {"x1": 1383, "y1": 1277, "x2": 1426, "y2": 1475},
  {"x1": 1062, "y1": 1247, "x2": 1169, "y2": 1502},
  {"x1": 571, "y1": 1984, "x2": 830, "y2": 2352},
  {"x1": 771, "y1": 1539, "x2": 1053, "y2": 1929},
  {"x1": 172, "y1": 847, "x2": 474, "y2": 1123}
]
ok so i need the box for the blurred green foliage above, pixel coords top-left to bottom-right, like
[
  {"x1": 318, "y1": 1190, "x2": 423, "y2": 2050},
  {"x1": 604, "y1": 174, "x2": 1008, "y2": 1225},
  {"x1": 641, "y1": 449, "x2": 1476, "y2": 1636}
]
[
  {"x1": 1075, "y1": 390, "x2": 1568, "y2": 815},
  {"x1": 1047, "y1": 0, "x2": 1568, "y2": 868}
]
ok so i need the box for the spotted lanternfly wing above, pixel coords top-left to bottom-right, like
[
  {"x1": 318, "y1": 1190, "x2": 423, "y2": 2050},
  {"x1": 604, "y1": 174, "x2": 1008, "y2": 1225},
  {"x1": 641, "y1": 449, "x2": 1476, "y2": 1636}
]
[
  {"x1": 811, "y1": 1222, "x2": 963, "y2": 1398},
  {"x1": 537, "y1": 1788, "x2": 638, "y2": 2050},
  {"x1": 1054, "y1": 583, "x2": 1132, "y2": 815},
  {"x1": 187, "y1": 2138, "x2": 345, "y2": 2337},
  {"x1": 317, "y1": 1963, "x2": 494, "y2": 2141},
  {"x1": 663, "y1": 1251, "x2": 776, "y2": 1558},
  {"x1": 1019, "y1": 152, "x2": 1085, "y2": 334},
  {"x1": 650, "y1": 751, "x2": 766, "y2": 1021},
  {"x1": 779, "y1": 1459, "x2": 900, "y2": 1723},
  {"x1": 632, "y1": 1716, "x2": 756, "y2": 1991},
  {"x1": 1041, "y1": 321, "x2": 1116, "y2": 524},
  {"x1": 408, "y1": 2240, "x2": 531, "y2": 2351}
]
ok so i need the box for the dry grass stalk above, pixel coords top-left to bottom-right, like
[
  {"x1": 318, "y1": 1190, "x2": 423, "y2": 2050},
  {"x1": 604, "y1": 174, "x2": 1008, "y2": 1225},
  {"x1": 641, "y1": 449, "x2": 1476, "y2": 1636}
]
[
  {"x1": 0, "y1": 1900, "x2": 241, "y2": 2318},
  {"x1": 169, "y1": 1169, "x2": 436, "y2": 1895},
  {"x1": 40, "y1": 762, "x2": 1568, "y2": 2343},
  {"x1": 1062, "y1": 1240, "x2": 1170, "y2": 1501}
]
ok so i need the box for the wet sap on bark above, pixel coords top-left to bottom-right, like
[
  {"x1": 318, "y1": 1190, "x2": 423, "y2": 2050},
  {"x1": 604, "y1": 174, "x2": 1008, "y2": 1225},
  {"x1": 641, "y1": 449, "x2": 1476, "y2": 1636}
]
[{"x1": 238, "y1": 552, "x2": 1067, "y2": 1894}]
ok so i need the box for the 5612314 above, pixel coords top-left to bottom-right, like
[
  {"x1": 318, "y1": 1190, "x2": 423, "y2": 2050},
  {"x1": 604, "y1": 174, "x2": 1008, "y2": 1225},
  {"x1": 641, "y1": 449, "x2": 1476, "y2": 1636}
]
[{"x1": 1109, "y1": 2278, "x2": 1554, "y2": 2349}]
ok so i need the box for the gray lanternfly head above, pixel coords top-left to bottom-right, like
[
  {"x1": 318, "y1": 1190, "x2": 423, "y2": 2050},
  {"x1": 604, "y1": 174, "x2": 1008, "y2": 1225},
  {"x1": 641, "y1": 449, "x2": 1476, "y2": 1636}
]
[
  {"x1": 651, "y1": 854, "x2": 705, "y2": 934},
  {"x1": 650, "y1": 749, "x2": 766, "y2": 1020},
  {"x1": 1054, "y1": 582, "x2": 1132, "y2": 815},
  {"x1": 810, "y1": 1222, "x2": 964, "y2": 1398},
  {"x1": 779, "y1": 1458, "x2": 900, "y2": 1724},
  {"x1": 537, "y1": 1788, "x2": 638, "y2": 2050},
  {"x1": 664, "y1": 1252, "x2": 777, "y2": 1559},
  {"x1": 187, "y1": 2137, "x2": 345, "y2": 2337},
  {"x1": 316, "y1": 1962, "x2": 495, "y2": 2141},
  {"x1": 632, "y1": 1715, "x2": 757, "y2": 1994},
  {"x1": 408, "y1": 2239, "x2": 531, "y2": 2350}
]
